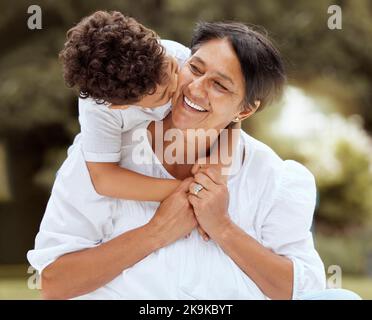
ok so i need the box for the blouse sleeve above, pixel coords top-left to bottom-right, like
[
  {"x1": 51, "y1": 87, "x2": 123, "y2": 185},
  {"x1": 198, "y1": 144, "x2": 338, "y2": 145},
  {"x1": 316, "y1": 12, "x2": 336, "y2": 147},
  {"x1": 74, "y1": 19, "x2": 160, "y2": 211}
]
[
  {"x1": 261, "y1": 160, "x2": 326, "y2": 299},
  {"x1": 79, "y1": 98, "x2": 124, "y2": 162},
  {"x1": 27, "y1": 143, "x2": 114, "y2": 274}
]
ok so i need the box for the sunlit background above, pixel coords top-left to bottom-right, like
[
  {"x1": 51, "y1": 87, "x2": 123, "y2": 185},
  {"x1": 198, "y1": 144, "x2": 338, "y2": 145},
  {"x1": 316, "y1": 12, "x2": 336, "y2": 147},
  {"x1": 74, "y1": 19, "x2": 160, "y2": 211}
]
[{"x1": 1, "y1": 0, "x2": 372, "y2": 299}]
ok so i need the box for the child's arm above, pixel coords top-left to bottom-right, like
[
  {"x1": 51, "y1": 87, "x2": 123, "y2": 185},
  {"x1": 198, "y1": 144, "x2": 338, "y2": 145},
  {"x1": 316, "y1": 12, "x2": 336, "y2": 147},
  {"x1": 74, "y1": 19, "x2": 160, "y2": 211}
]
[
  {"x1": 85, "y1": 121, "x2": 240, "y2": 202},
  {"x1": 86, "y1": 162, "x2": 181, "y2": 202},
  {"x1": 78, "y1": 99, "x2": 181, "y2": 202}
]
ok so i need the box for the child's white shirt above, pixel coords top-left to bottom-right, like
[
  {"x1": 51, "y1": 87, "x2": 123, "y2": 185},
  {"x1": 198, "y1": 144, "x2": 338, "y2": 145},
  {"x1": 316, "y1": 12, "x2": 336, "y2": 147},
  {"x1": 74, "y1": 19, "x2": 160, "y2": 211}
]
[{"x1": 78, "y1": 39, "x2": 191, "y2": 163}]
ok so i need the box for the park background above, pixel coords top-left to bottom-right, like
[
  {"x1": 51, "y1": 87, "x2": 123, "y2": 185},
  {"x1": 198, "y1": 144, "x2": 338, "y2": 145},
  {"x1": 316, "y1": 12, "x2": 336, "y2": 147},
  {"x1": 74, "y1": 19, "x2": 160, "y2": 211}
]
[{"x1": 1, "y1": 0, "x2": 372, "y2": 299}]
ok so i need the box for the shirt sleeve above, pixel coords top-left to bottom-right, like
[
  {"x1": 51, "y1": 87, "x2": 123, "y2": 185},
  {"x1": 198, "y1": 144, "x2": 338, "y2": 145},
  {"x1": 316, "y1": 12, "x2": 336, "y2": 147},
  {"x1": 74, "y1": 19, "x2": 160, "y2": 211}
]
[
  {"x1": 27, "y1": 143, "x2": 114, "y2": 274},
  {"x1": 79, "y1": 98, "x2": 124, "y2": 162},
  {"x1": 160, "y1": 39, "x2": 191, "y2": 67},
  {"x1": 261, "y1": 160, "x2": 326, "y2": 300}
]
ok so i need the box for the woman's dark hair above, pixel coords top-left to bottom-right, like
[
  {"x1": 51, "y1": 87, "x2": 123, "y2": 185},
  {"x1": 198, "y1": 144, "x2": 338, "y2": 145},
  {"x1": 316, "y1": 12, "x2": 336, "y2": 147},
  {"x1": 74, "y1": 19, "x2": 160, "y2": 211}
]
[
  {"x1": 191, "y1": 21, "x2": 286, "y2": 111},
  {"x1": 59, "y1": 11, "x2": 168, "y2": 105}
]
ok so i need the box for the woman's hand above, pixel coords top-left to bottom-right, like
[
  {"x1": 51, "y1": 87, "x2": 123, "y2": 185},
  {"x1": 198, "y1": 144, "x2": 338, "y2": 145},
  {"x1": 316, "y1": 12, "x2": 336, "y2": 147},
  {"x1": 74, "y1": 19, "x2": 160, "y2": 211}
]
[
  {"x1": 188, "y1": 166, "x2": 232, "y2": 240},
  {"x1": 191, "y1": 158, "x2": 229, "y2": 184},
  {"x1": 148, "y1": 177, "x2": 198, "y2": 248}
]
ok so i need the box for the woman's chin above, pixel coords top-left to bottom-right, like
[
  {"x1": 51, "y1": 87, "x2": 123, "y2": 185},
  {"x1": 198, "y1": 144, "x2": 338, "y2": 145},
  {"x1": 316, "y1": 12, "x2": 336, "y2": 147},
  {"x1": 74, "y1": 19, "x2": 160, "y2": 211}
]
[
  {"x1": 171, "y1": 106, "x2": 195, "y2": 130},
  {"x1": 171, "y1": 113, "x2": 191, "y2": 130},
  {"x1": 171, "y1": 100, "x2": 207, "y2": 130}
]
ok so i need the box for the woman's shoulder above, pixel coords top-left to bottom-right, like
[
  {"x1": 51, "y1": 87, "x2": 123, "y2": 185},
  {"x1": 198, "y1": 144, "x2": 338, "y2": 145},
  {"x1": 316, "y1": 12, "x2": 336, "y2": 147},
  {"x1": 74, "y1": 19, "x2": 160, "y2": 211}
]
[
  {"x1": 239, "y1": 131, "x2": 315, "y2": 191},
  {"x1": 239, "y1": 131, "x2": 283, "y2": 173}
]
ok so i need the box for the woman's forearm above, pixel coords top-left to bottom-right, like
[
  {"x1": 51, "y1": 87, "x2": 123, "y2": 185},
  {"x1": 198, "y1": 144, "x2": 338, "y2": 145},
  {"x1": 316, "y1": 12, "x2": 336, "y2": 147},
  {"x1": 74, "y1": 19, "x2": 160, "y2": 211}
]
[
  {"x1": 87, "y1": 162, "x2": 181, "y2": 201},
  {"x1": 212, "y1": 219, "x2": 294, "y2": 300},
  {"x1": 41, "y1": 222, "x2": 162, "y2": 300}
]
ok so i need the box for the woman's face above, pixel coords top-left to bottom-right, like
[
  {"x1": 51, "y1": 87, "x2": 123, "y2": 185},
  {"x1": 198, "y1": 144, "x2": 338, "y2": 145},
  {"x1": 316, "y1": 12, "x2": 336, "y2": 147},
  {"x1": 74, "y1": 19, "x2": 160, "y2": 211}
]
[{"x1": 171, "y1": 38, "x2": 251, "y2": 131}]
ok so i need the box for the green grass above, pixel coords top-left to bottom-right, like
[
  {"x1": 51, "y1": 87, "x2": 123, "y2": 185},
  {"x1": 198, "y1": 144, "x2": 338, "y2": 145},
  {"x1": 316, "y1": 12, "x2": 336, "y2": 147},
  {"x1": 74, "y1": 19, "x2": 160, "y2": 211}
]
[
  {"x1": 342, "y1": 276, "x2": 372, "y2": 300},
  {"x1": 0, "y1": 265, "x2": 41, "y2": 300},
  {"x1": 0, "y1": 265, "x2": 371, "y2": 300},
  {"x1": 0, "y1": 279, "x2": 41, "y2": 300}
]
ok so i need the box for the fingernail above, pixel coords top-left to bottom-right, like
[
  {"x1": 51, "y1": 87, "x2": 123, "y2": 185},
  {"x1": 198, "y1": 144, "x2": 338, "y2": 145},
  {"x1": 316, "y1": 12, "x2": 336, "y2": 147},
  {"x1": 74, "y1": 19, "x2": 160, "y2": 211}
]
[{"x1": 203, "y1": 236, "x2": 209, "y2": 241}]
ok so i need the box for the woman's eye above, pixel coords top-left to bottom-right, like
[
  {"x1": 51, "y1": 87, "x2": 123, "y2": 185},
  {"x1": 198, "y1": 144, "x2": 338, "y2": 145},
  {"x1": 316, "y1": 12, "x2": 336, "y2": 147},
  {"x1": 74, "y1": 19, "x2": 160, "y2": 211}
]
[
  {"x1": 189, "y1": 63, "x2": 201, "y2": 74},
  {"x1": 214, "y1": 81, "x2": 228, "y2": 91}
]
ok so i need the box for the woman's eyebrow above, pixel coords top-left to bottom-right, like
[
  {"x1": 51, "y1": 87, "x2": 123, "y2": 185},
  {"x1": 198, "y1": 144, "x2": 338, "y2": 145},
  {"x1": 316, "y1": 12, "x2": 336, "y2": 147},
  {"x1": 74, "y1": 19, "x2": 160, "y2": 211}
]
[
  {"x1": 216, "y1": 72, "x2": 234, "y2": 85},
  {"x1": 191, "y1": 56, "x2": 205, "y2": 65}
]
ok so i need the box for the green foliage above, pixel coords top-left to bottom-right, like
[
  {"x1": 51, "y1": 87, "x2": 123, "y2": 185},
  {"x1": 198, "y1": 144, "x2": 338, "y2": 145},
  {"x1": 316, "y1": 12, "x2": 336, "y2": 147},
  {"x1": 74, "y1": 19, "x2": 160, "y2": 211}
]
[
  {"x1": 252, "y1": 92, "x2": 372, "y2": 231},
  {"x1": 316, "y1": 231, "x2": 372, "y2": 276},
  {"x1": 317, "y1": 141, "x2": 372, "y2": 226}
]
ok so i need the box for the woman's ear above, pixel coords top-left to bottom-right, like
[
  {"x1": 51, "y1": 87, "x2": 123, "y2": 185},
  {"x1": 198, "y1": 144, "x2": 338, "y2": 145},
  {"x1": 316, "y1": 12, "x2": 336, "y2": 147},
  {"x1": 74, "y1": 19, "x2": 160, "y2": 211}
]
[{"x1": 235, "y1": 100, "x2": 261, "y2": 122}]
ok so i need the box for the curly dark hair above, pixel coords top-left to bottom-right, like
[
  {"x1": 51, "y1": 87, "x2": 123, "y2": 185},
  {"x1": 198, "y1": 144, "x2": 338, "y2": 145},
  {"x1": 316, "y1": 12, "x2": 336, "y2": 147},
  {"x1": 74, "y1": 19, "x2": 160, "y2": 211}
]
[{"x1": 59, "y1": 11, "x2": 168, "y2": 105}]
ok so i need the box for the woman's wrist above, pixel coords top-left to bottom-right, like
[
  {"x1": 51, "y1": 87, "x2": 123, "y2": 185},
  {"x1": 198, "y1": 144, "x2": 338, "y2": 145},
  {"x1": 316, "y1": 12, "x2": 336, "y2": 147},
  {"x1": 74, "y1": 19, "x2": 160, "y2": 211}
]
[
  {"x1": 209, "y1": 215, "x2": 235, "y2": 243},
  {"x1": 144, "y1": 220, "x2": 167, "y2": 250}
]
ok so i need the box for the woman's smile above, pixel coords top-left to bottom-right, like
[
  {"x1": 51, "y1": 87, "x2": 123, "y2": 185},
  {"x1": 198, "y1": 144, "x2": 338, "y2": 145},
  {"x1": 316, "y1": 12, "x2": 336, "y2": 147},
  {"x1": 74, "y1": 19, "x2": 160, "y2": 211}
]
[
  {"x1": 172, "y1": 91, "x2": 211, "y2": 129},
  {"x1": 183, "y1": 95, "x2": 208, "y2": 112}
]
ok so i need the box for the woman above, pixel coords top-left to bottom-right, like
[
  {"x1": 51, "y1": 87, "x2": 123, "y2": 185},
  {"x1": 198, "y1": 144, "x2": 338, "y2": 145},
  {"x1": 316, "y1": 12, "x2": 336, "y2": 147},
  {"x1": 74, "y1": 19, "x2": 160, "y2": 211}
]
[{"x1": 27, "y1": 22, "x2": 360, "y2": 300}]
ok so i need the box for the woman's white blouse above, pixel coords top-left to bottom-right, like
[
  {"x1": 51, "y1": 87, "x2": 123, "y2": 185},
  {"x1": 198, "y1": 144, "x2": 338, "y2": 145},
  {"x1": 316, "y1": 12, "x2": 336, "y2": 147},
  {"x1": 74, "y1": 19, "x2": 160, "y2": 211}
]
[{"x1": 27, "y1": 121, "x2": 326, "y2": 300}]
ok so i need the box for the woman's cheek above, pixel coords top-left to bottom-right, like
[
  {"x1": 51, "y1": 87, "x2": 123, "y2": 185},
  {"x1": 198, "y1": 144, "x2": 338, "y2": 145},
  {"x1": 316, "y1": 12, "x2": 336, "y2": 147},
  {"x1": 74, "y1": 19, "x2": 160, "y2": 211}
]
[{"x1": 178, "y1": 67, "x2": 193, "y2": 83}]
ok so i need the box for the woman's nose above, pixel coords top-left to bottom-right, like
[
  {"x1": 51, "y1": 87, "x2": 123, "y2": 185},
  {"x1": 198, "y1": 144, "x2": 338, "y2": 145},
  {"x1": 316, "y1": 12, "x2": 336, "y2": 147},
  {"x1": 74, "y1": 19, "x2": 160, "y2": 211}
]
[{"x1": 188, "y1": 77, "x2": 206, "y2": 99}]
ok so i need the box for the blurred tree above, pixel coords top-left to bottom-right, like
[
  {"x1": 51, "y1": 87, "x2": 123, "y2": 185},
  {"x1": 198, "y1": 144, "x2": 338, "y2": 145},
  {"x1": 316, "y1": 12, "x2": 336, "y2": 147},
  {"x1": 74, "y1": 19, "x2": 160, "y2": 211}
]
[{"x1": 317, "y1": 140, "x2": 372, "y2": 227}]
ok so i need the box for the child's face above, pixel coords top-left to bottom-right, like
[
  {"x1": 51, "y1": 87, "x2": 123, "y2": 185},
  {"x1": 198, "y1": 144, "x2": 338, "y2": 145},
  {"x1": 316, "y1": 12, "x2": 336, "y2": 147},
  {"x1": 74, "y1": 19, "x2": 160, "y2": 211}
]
[{"x1": 110, "y1": 56, "x2": 179, "y2": 110}]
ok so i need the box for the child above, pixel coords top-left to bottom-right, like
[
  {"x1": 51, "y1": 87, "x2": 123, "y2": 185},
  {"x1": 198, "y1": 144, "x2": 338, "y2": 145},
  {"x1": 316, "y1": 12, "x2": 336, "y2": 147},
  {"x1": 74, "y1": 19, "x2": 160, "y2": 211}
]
[{"x1": 59, "y1": 11, "x2": 190, "y2": 202}]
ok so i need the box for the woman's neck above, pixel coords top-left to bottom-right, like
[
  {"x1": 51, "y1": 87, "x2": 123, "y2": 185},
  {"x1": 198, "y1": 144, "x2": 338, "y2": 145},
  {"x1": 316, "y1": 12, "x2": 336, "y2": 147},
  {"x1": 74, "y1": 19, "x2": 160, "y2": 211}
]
[{"x1": 148, "y1": 113, "x2": 215, "y2": 180}]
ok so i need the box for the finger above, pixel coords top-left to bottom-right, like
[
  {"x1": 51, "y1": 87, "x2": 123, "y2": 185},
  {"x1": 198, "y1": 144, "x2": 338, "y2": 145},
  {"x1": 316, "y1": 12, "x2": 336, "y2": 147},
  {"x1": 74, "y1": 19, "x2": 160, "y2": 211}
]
[
  {"x1": 188, "y1": 194, "x2": 199, "y2": 210},
  {"x1": 188, "y1": 182, "x2": 208, "y2": 199},
  {"x1": 194, "y1": 172, "x2": 217, "y2": 191},
  {"x1": 191, "y1": 163, "x2": 200, "y2": 175},
  {"x1": 176, "y1": 177, "x2": 194, "y2": 193},
  {"x1": 191, "y1": 157, "x2": 209, "y2": 175},
  {"x1": 197, "y1": 226, "x2": 209, "y2": 241},
  {"x1": 198, "y1": 166, "x2": 224, "y2": 185}
]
